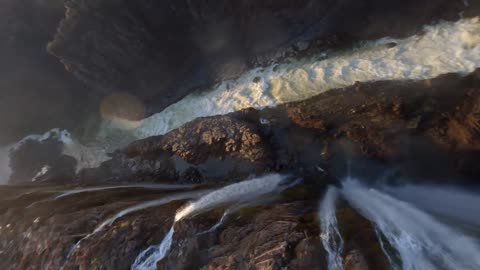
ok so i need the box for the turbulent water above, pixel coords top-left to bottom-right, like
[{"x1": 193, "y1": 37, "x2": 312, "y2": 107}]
[
  {"x1": 342, "y1": 180, "x2": 480, "y2": 270},
  {"x1": 3, "y1": 17, "x2": 480, "y2": 178},
  {"x1": 319, "y1": 187, "x2": 344, "y2": 270},
  {"x1": 131, "y1": 174, "x2": 288, "y2": 270},
  {"x1": 129, "y1": 17, "x2": 480, "y2": 138}
]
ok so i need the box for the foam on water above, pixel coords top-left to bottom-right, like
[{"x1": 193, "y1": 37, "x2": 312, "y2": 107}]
[
  {"x1": 342, "y1": 180, "x2": 480, "y2": 270},
  {"x1": 5, "y1": 18, "x2": 480, "y2": 174},
  {"x1": 94, "y1": 190, "x2": 208, "y2": 233},
  {"x1": 129, "y1": 17, "x2": 480, "y2": 138},
  {"x1": 319, "y1": 187, "x2": 344, "y2": 270}
]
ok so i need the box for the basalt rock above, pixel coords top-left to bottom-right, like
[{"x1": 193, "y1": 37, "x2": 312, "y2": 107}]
[{"x1": 48, "y1": 0, "x2": 480, "y2": 115}]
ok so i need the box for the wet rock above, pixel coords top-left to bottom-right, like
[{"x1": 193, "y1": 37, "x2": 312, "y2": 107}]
[
  {"x1": 159, "y1": 202, "x2": 324, "y2": 270},
  {"x1": 344, "y1": 250, "x2": 370, "y2": 270}
]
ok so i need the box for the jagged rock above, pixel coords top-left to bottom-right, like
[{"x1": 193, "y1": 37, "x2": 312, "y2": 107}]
[{"x1": 78, "y1": 69, "x2": 480, "y2": 185}]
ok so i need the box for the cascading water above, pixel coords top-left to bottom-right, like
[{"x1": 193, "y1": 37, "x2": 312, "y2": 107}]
[
  {"x1": 59, "y1": 190, "x2": 205, "y2": 270},
  {"x1": 94, "y1": 190, "x2": 208, "y2": 233},
  {"x1": 55, "y1": 183, "x2": 198, "y2": 199},
  {"x1": 131, "y1": 227, "x2": 174, "y2": 270},
  {"x1": 342, "y1": 180, "x2": 480, "y2": 270},
  {"x1": 319, "y1": 187, "x2": 344, "y2": 270},
  {"x1": 383, "y1": 184, "x2": 480, "y2": 227},
  {"x1": 131, "y1": 174, "x2": 289, "y2": 270}
]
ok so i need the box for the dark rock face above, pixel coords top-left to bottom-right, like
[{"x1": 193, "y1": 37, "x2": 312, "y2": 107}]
[
  {"x1": 8, "y1": 136, "x2": 76, "y2": 185},
  {"x1": 48, "y1": 0, "x2": 480, "y2": 115},
  {"x1": 0, "y1": 0, "x2": 98, "y2": 144}
]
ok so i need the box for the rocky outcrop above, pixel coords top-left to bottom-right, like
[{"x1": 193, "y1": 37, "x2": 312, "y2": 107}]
[
  {"x1": 76, "y1": 69, "x2": 480, "y2": 185},
  {"x1": 8, "y1": 135, "x2": 76, "y2": 184},
  {"x1": 48, "y1": 0, "x2": 480, "y2": 115},
  {"x1": 79, "y1": 115, "x2": 273, "y2": 184}
]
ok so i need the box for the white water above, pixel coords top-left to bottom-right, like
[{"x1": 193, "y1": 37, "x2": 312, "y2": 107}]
[
  {"x1": 199, "y1": 208, "x2": 232, "y2": 235},
  {"x1": 60, "y1": 190, "x2": 203, "y2": 270},
  {"x1": 175, "y1": 174, "x2": 287, "y2": 221},
  {"x1": 342, "y1": 180, "x2": 480, "y2": 270},
  {"x1": 5, "y1": 18, "x2": 480, "y2": 174},
  {"x1": 131, "y1": 227, "x2": 174, "y2": 270},
  {"x1": 383, "y1": 184, "x2": 480, "y2": 227},
  {"x1": 131, "y1": 174, "x2": 288, "y2": 270},
  {"x1": 319, "y1": 187, "x2": 344, "y2": 270},
  {"x1": 94, "y1": 190, "x2": 208, "y2": 233},
  {"x1": 55, "y1": 184, "x2": 198, "y2": 199},
  {"x1": 127, "y1": 17, "x2": 480, "y2": 139}
]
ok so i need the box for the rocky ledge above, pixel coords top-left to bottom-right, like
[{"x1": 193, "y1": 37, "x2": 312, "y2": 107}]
[
  {"x1": 64, "y1": 68, "x2": 480, "y2": 186},
  {"x1": 0, "y1": 183, "x2": 386, "y2": 270}
]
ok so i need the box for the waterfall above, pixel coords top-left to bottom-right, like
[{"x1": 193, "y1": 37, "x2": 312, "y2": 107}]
[
  {"x1": 131, "y1": 174, "x2": 289, "y2": 270},
  {"x1": 319, "y1": 187, "x2": 344, "y2": 270},
  {"x1": 198, "y1": 207, "x2": 236, "y2": 235},
  {"x1": 342, "y1": 180, "x2": 480, "y2": 270},
  {"x1": 131, "y1": 227, "x2": 174, "y2": 270},
  {"x1": 174, "y1": 174, "x2": 288, "y2": 221},
  {"x1": 383, "y1": 184, "x2": 480, "y2": 227},
  {"x1": 55, "y1": 183, "x2": 198, "y2": 199},
  {"x1": 94, "y1": 190, "x2": 208, "y2": 233},
  {"x1": 59, "y1": 191, "x2": 204, "y2": 270}
]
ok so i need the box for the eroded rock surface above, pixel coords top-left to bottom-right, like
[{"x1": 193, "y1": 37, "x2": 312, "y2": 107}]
[{"x1": 71, "y1": 69, "x2": 480, "y2": 186}]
